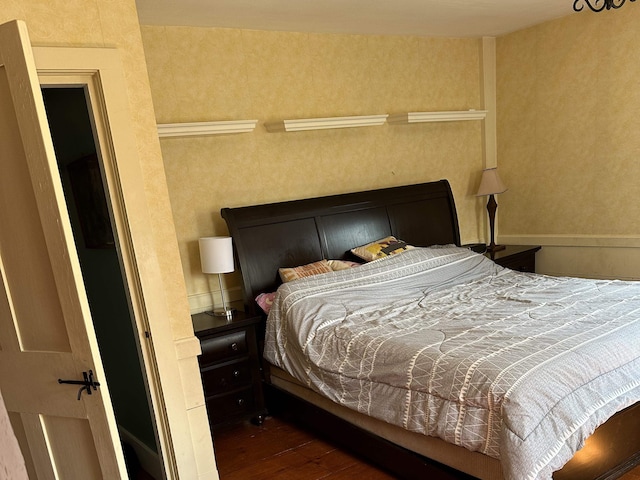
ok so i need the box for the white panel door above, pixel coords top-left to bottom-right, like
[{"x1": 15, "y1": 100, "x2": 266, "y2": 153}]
[{"x1": 0, "y1": 19, "x2": 127, "y2": 479}]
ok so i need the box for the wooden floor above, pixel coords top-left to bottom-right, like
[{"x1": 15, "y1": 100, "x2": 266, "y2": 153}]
[
  {"x1": 624, "y1": 467, "x2": 640, "y2": 480},
  {"x1": 213, "y1": 415, "x2": 640, "y2": 480},
  {"x1": 213, "y1": 415, "x2": 394, "y2": 479}
]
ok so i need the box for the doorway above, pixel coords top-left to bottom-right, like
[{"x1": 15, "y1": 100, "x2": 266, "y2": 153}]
[{"x1": 41, "y1": 86, "x2": 164, "y2": 479}]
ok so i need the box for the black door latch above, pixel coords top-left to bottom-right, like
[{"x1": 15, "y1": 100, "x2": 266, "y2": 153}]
[{"x1": 58, "y1": 370, "x2": 101, "y2": 400}]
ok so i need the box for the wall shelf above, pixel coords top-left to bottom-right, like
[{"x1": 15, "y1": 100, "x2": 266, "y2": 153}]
[
  {"x1": 265, "y1": 114, "x2": 388, "y2": 132},
  {"x1": 157, "y1": 110, "x2": 486, "y2": 136},
  {"x1": 387, "y1": 110, "x2": 487, "y2": 124},
  {"x1": 157, "y1": 120, "x2": 258, "y2": 138}
]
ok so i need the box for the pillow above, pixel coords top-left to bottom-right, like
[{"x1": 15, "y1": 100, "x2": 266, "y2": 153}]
[
  {"x1": 278, "y1": 259, "x2": 333, "y2": 283},
  {"x1": 327, "y1": 259, "x2": 361, "y2": 271},
  {"x1": 255, "y1": 291, "x2": 277, "y2": 314},
  {"x1": 351, "y1": 235, "x2": 413, "y2": 262}
]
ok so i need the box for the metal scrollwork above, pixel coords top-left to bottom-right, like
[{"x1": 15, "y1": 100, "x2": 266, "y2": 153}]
[{"x1": 573, "y1": 0, "x2": 636, "y2": 12}]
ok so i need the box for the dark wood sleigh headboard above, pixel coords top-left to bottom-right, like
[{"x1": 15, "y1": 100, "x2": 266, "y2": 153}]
[{"x1": 221, "y1": 179, "x2": 460, "y2": 314}]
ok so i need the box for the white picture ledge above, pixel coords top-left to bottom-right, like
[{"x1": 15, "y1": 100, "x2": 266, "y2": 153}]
[
  {"x1": 157, "y1": 120, "x2": 258, "y2": 138},
  {"x1": 265, "y1": 114, "x2": 389, "y2": 132},
  {"x1": 157, "y1": 110, "x2": 487, "y2": 136},
  {"x1": 387, "y1": 110, "x2": 487, "y2": 124}
]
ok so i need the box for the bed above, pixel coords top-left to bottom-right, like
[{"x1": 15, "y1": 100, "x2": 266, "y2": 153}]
[{"x1": 221, "y1": 179, "x2": 640, "y2": 480}]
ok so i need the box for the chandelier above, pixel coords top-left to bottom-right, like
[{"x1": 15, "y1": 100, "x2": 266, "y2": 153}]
[{"x1": 573, "y1": 0, "x2": 636, "y2": 11}]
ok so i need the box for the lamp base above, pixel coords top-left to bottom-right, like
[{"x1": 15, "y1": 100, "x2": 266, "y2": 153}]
[
  {"x1": 486, "y1": 244, "x2": 506, "y2": 253},
  {"x1": 212, "y1": 307, "x2": 236, "y2": 320}
]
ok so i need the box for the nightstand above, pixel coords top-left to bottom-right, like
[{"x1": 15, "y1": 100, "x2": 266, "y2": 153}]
[
  {"x1": 192, "y1": 310, "x2": 266, "y2": 430},
  {"x1": 485, "y1": 245, "x2": 541, "y2": 273}
]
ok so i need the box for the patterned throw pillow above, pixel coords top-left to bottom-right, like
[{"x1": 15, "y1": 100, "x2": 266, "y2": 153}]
[
  {"x1": 278, "y1": 259, "x2": 333, "y2": 283},
  {"x1": 351, "y1": 235, "x2": 413, "y2": 262}
]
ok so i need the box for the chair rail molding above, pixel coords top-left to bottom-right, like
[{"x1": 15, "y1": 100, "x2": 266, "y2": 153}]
[{"x1": 500, "y1": 234, "x2": 640, "y2": 248}]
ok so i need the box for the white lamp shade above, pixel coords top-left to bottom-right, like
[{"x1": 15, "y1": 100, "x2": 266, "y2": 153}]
[
  {"x1": 476, "y1": 167, "x2": 507, "y2": 196},
  {"x1": 199, "y1": 236, "x2": 234, "y2": 274}
]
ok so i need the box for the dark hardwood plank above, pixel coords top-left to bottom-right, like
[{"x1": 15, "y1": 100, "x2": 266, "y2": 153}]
[
  {"x1": 213, "y1": 416, "x2": 394, "y2": 479},
  {"x1": 295, "y1": 441, "x2": 361, "y2": 473},
  {"x1": 214, "y1": 417, "x2": 316, "y2": 476},
  {"x1": 213, "y1": 415, "x2": 640, "y2": 480},
  {"x1": 323, "y1": 463, "x2": 397, "y2": 479},
  {"x1": 222, "y1": 449, "x2": 329, "y2": 480},
  {"x1": 622, "y1": 470, "x2": 640, "y2": 480}
]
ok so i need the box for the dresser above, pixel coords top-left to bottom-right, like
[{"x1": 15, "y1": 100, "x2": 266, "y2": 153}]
[{"x1": 192, "y1": 311, "x2": 266, "y2": 430}]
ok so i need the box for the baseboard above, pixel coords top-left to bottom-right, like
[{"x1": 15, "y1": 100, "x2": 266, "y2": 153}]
[{"x1": 118, "y1": 426, "x2": 163, "y2": 480}]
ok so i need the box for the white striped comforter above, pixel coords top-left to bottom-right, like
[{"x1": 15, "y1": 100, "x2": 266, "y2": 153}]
[{"x1": 263, "y1": 246, "x2": 640, "y2": 479}]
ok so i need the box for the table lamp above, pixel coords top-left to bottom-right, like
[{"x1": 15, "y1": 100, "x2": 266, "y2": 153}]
[
  {"x1": 476, "y1": 167, "x2": 507, "y2": 253},
  {"x1": 199, "y1": 236, "x2": 235, "y2": 319}
]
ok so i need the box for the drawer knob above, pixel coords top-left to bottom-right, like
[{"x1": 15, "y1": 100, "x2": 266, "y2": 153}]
[
  {"x1": 233, "y1": 370, "x2": 240, "y2": 378},
  {"x1": 230, "y1": 342, "x2": 238, "y2": 351},
  {"x1": 237, "y1": 398, "x2": 245, "y2": 406}
]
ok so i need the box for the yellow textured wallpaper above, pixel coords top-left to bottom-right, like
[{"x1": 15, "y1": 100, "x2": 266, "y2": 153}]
[
  {"x1": 497, "y1": 6, "x2": 640, "y2": 237},
  {"x1": 140, "y1": 26, "x2": 487, "y2": 308}
]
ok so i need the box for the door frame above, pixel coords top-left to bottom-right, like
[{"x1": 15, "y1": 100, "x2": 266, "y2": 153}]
[{"x1": 33, "y1": 46, "x2": 212, "y2": 479}]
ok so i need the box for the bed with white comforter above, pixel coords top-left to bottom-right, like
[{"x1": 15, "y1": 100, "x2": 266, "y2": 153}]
[{"x1": 264, "y1": 246, "x2": 640, "y2": 480}]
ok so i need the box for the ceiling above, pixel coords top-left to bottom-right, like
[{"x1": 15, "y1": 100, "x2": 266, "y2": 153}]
[{"x1": 135, "y1": 0, "x2": 577, "y2": 38}]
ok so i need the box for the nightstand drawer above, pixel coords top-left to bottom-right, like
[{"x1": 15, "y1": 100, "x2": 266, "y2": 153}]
[
  {"x1": 496, "y1": 254, "x2": 535, "y2": 272},
  {"x1": 201, "y1": 361, "x2": 252, "y2": 396},
  {"x1": 206, "y1": 387, "x2": 256, "y2": 421},
  {"x1": 486, "y1": 245, "x2": 541, "y2": 274},
  {"x1": 199, "y1": 330, "x2": 247, "y2": 365}
]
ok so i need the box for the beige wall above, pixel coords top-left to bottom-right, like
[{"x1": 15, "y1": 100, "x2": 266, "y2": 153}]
[
  {"x1": 497, "y1": 7, "x2": 640, "y2": 279},
  {"x1": 1, "y1": 2, "x2": 214, "y2": 478},
  {"x1": 140, "y1": 26, "x2": 489, "y2": 311}
]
